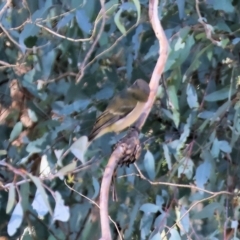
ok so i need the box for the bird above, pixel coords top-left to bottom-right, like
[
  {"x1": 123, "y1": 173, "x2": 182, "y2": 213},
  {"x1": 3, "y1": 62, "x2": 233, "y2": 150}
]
[{"x1": 88, "y1": 79, "x2": 150, "y2": 142}]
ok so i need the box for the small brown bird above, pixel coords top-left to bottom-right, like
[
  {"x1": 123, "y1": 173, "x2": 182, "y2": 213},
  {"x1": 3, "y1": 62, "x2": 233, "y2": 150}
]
[{"x1": 88, "y1": 79, "x2": 150, "y2": 142}]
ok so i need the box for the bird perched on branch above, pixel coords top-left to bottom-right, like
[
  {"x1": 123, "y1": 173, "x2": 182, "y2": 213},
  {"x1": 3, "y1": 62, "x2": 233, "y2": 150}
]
[{"x1": 88, "y1": 79, "x2": 150, "y2": 142}]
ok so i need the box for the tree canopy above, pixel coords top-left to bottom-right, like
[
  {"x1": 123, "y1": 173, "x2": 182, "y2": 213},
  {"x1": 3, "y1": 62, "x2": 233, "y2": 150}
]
[{"x1": 0, "y1": 0, "x2": 240, "y2": 239}]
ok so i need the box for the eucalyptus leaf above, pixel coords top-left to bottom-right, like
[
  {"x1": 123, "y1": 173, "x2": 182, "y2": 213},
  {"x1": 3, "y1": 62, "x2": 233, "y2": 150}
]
[
  {"x1": 132, "y1": 0, "x2": 141, "y2": 23},
  {"x1": 176, "y1": 0, "x2": 185, "y2": 19},
  {"x1": 205, "y1": 87, "x2": 236, "y2": 102},
  {"x1": 186, "y1": 83, "x2": 199, "y2": 109},
  {"x1": 163, "y1": 143, "x2": 172, "y2": 170},
  {"x1": 57, "y1": 13, "x2": 74, "y2": 30},
  {"x1": 53, "y1": 191, "x2": 70, "y2": 222},
  {"x1": 6, "y1": 184, "x2": 16, "y2": 214},
  {"x1": 143, "y1": 150, "x2": 155, "y2": 180},
  {"x1": 169, "y1": 228, "x2": 181, "y2": 240},
  {"x1": 114, "y1": 8, "x2": 126, "y2": 35},
  {"x1": 91, "y1": 176, "x2": 100, "y2": 199},
  {"x1": 75, "y1": 9, "x2": 92, "y2": 34},
  {"x1": 140, "y1": 203, "x2": 159, "y2": 213},
  {"x1": 7, "y1": 202, "x2": 24, "y2": 236},
  {"x1": 70, "y1": 136, "x2": 88, "y2": 163},
  {"x1": 194, "y1": 161, "x2": 212, "y2": 193},
  {"x1": 32, "y1": 188, "x2": 49, "y2": 218},
  {"x1": 55, "y1": 161, "x2": 77, "y2": 180},
  {"x1": 28, "y1": 174, "x2": 52, "y2": 214},
  {"x1": 9, "y1": 122, "x2": 23, "y2": 142},
  {"x1": 213, "y1": 0, "x2": 234, "y2": 13}
]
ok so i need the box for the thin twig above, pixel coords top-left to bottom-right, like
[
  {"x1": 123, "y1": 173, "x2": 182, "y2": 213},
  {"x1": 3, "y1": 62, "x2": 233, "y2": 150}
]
[
  {"x1": 82, "y1": 24, "x2": 137, "y2": 75},
  {"x1": 64, "y1": 180, "x2": 122, "y2": 240},
  {"x1": 45, "y1": 72, "x2": 78, "y2": 84},
  {"x1": 0, "y1": 0, "x2": 11, "y2": 19},
  {"x1": 195, "y1": 0, "x2": 221, "y2": 46},
  {"x1": 0, "y1": 61, "x2": 26, "y2": 70},
  {"x1": 35, "y1": 4, "x2": 118, "y2": 44},
  {"x1": 133, "y1": 163, "x2": 232, "y2": 196},
  {"x1": 76, "y1": 0, "x2": 106, "y2": 83}
]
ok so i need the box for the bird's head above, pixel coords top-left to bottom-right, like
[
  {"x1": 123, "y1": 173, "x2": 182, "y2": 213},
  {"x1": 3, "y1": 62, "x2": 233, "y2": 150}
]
[{"x1": 128, "y1": 79, "x2": 150, "y2": 102}]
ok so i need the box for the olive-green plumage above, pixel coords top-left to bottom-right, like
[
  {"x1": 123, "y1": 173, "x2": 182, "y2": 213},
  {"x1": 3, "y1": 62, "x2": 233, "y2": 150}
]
[{"x1": 88, "y1": 79, "x2": 150, "y2": 142}]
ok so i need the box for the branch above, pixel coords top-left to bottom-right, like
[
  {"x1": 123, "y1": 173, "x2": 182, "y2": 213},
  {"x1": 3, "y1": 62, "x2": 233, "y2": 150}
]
[
  {"x1": 99, "y1": 146, "x2": 124, "y2": 240},
  {"x1": 99, "y1": 0, "x2": 169, "y2": 239},
  {"x1": 195, "y1": 0, "x2": 221, "y2": 46},
  {"x1": 135, "y1": 0, "x2": 169, "y2": 129},
  {"x1": 76, "y1": 0, "x2": 106, "y2": 83}
]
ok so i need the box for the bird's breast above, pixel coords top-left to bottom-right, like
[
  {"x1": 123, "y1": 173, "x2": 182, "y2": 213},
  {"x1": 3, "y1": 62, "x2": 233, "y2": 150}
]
[{"x1": 110, "y1": 101, "x2": 146, "y2": 132}]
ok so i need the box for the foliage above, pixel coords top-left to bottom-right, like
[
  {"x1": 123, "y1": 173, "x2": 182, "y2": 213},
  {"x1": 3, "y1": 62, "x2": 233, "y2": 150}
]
[{"x1": 0, "y1": 0, "x2": 240, "y2": 239}]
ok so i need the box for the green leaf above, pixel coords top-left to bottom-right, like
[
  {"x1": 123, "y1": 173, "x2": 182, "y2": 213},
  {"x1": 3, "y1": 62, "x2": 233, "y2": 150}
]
[
  {"x1": 192, "y1": 202, "x2": 224, "y2": 219},
  {"x1": 127, "y1": 53, "x2": 133, "y2": 80},
  {"x1": 53, "y1": 191, "x2": 70, "y2": 222},
  {"x1": 194, "y1": 160, "x2": 212, "y2": 192},
  {"x1": 218, "y1": 140, "x2": 231, "y2": 153},
  {"x1": 6, "y1": 184, "x2": 15, "y2": 214},
  {"x1": 114, "y1": 8, "x2": 126, "y2": 35},
  {"x1": 125, "y1": 199, "x2": 141, "y2": 238},
  {"x1": 27, "y1": 109, "x2": 38, "y2": 123},
  {"x1": 94, "y1": 87, "x2": 114, "y2": 100},
  {"x1": 26, "y1": 133, "x2": 48, "y2": 153},
  {"x1": 132, "y1": 0, "x2": 141, "y2": 23},
  {"x1": 52, "y1": 99, "x2": 90, "y2": 115},
  {"x1": 31, "y1": 0, "x2": 52, "y2": 21},
  {"x1": 178, "y1": 34, "x2": 195, "y2": 63},
  {"x1": 213, "y1": 0, "x2": 234, "y2": 13},
  {"x1": 20, "y1": 182, "x2": 29, "y2": 212},
  {"x1": 162, "y1": 144, "x2": 172, "y2": 170},
  {"x1": 140, "y1": 213, "x2": 154, "y2": 239},
  {"x1": 210, "y1": 100, "x2": 232, "y2": 124},
  {"x1": 183, "y1": 44, "x2": 212, "y2": 82},
  {"x1": 169, "y1": 229, "x2": 181, "y2": 240},
  {"x1": 32, "y1": 188, "x2": 49, "y2": 217},
  {"x1": 198, "y1": 111, "x2": 214, "y2": 119},
  {"x1": 153, "y1": 214, "x2": 167, "y2": 235},
  {"x1": 176, "y1": 0, "x2": 185, "y2": 19},
  {"x1": 132, "y1": 24, "x2": 144, "y2": 59},
  {"x1": 151, "y1": 233, "x2": 161, "y2": 240},
  {"x1": 70, "y1": 136, "x2": 89, "y2": 163},
  {"x1": 0, "y1": 150, "x2": 7, "y2": 156},
  {"x1": 7, "y1": 202, "x2": 24, "y2": 236},
  {"x1": 186, "y1": 83, "x2": 199, "y2": 109},
  {"x1": 140, "y1": 203, "x2": 159, "y2": 213},
  {"x1": 75, "y1": 9, "x2": 92, "y2": 34},
  {"x1": 156, "y1": 195, "x2": 164, "y2": 208},
  {"x1": 179, "y1": 206, "x2": 190, "y2": 235},
  {"x1": 19, "y1": 23, "x2": 40, "y2": 51},
  {"x1": 96, "y1": 0, "x2": 119, "y2": 21},
  {"x1": 204, "y1": 87, "x2": 236, "y2": 101},
  {"x1": 57, "y1": 13, "x2": 74, "y2": 30},
  {"x1": 174, "y1": 38, "x2": 185, "y2": 51},
  {"x1": 178, "y1": 157, "x2": 194, "y2": 179},
  {"x1": 9, "y1": 122, "x2": 23, "y2": 142},
  {"x1": 168, "y1": 84, "x2": 179, "y2": 111},
  {"x1": 143, "y1": 150, "x2": 155, "y2": 180},
  {"x1": 144, "y1": 40, "x2": 159, "y2": 60},
  {"x1": 167, "y1": 83, "x2": 180, "y2": 127},
  {"x1": 92, "y1": 177, "x2": 100, "y2": 200},
  {"x1": 28, "y1": 174, "x2": 52, "y2": 214},
  {"x1": 55, "y1": 161, "x2": 77, "y2": 180},
  {"x1": 41, "y1": 49, "x2": 56, "y2": 79},
  {"x1": 48, "y1": 228, "x2": 65, "y2": 240}
]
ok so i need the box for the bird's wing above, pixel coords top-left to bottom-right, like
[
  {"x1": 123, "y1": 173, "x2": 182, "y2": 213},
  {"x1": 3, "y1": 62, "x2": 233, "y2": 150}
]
[{"x1": 88, "y1": 92, "x2": 137, "y2": 141}]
